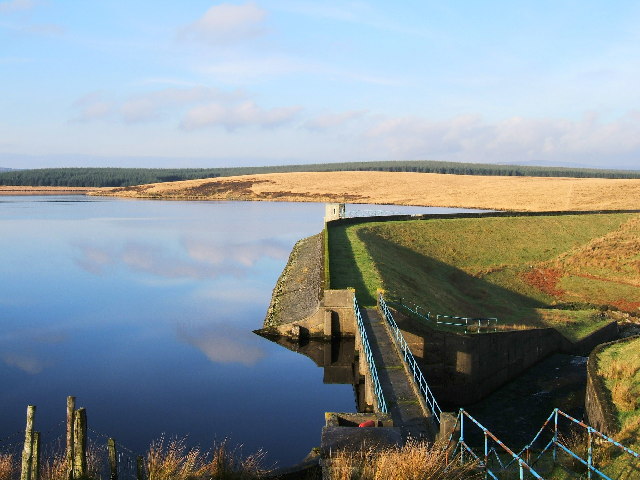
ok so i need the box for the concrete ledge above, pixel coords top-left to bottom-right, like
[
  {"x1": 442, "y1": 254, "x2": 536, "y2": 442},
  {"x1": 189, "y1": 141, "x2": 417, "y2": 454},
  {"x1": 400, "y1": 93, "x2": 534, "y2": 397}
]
[{"x1": 321, "y1": 412, "x2": 400, "y2": 456}]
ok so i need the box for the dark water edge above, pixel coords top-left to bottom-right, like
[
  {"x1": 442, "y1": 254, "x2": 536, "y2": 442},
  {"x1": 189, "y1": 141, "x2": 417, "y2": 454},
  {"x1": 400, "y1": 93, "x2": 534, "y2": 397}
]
[{"x1": 464, "y1": 354, "x2": 588, "y2": 450}]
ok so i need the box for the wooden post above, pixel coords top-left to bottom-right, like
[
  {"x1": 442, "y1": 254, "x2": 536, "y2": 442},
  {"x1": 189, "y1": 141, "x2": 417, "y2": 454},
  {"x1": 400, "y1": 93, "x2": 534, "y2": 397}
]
[
  {"x1": 107, "y1": 438, "x2": 118, "y2": 480},
  {"x1": 136, "y1": 456, "x2": 145, "y2": 480},
  {"x1": 72, "y1": 408, "x2": 87, "y2": 479},
  {"x1": 20, "y1": 405, "x2": 36, "y2": 480},
  {"x1": 66, "y1": 396, "x2": 75, "y2": 480},
  {"x1": 32, "y1": 432, "x2": 41, "y2": 480}
]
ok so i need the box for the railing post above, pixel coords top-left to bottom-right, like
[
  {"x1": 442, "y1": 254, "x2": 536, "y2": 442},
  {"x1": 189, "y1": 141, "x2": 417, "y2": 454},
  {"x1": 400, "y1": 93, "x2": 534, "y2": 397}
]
[
  {"x1": 460, "y1": 410, "x2": 465, "y2": 465},
  {"x1": 32, "y1": 431, "x2": 40, "y2": 480},
  {"x1": 553, "y1": 408, "x2": 558, "y2": 463},
  {"x1": 136, "y1": 456, "x2": 145, "y2": 480},
  {"x1": 66, "y1": 396, "x2": 75, "y2": 480},
  {"x1": 108, "y1": 438, "x2": 118, "y2": 480},
  {"x1": 72, "y1": 408, "x2": 87, "y2": 479},
  {"x1": 484, "y1": 431, "x2": 488, "y2": 478},
  {"x1": 20, "y1": 405, "x2": 36, "y2": 480},
  {"x1": 587, "y1": 427, "x2": 593, "y2": 480}
]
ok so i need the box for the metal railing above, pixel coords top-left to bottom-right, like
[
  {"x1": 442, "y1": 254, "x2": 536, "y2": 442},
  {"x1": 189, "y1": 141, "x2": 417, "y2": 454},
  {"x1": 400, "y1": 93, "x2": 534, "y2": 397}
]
[
  {"x1": 516, "y1": 408, "x2": 640, "y2": 479},
  {"x1": 378, "y1": 293, "x2": 441, "y2": 424},
  {"x1": 446, "y1": 408, "x2": 640, "y2": 479},
  {"x1": 353, "y1": 295, "x2": 388, "y2": 413},
  {"x1": 447, "y1": 409, "x2": 544, "y2": 479},
  {"x1": 390, "y1": 297, "x2": 498, "y2": 333}
]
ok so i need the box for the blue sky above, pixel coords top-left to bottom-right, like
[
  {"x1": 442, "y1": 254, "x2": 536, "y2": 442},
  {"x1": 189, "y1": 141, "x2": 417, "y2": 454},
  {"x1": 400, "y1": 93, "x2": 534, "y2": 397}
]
[{"x1": 1, "y1": 0, "x2": 640, "y2": 169}]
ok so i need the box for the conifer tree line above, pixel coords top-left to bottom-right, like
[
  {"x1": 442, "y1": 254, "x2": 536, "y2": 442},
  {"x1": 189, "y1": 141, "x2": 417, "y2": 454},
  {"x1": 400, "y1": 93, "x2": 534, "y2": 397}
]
[{"x1": 1, "y1": 161, "x2": 639, "y2": 187}]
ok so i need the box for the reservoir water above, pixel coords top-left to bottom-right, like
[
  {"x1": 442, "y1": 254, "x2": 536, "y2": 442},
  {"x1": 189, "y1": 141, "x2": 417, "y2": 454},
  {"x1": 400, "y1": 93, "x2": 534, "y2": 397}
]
[{"x1": 0, "y1": 196, "x2": 479, "y2": 467}]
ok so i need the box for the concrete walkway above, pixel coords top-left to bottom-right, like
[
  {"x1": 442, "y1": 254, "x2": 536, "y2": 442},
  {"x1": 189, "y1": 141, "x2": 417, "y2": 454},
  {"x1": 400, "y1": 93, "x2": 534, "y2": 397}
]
[{"x1": 362, "y1": 308, "x2": 434, "y2": 441}]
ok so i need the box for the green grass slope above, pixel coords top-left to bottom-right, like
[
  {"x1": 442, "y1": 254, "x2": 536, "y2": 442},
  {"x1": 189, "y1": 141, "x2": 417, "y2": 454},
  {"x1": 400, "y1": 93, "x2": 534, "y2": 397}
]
[{"x1": 328, "y1": 213, "x2": 640, "y2": 340}]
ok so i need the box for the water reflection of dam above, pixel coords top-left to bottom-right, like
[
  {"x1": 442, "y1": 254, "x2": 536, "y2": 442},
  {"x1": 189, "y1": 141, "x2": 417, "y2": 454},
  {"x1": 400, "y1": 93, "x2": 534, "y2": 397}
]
[{"x1": 260, "y1": 336, "x2": 371, "y2": 412}]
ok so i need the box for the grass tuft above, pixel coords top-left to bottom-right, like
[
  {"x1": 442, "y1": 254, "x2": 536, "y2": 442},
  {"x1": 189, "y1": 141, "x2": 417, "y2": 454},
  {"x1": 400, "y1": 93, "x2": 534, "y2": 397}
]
[
  {"x1": 326, "y1": 440, "x2": 480, "y2": 480},
  {"x1": 0, "y1": 454, "x2": 13, "y2": 480},
  {"x1": 147, "y1": 436, "x2": 265, "y2": 480}
]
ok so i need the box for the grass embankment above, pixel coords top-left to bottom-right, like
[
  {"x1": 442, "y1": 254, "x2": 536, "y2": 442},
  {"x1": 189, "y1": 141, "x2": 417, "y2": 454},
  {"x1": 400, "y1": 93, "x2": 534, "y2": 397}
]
[
  {"x1": 598, "y1": 338, "x2": 640, "y2": 446},
  {"x1": 549, "y1": 338, "x2": 640, "y2": 479},
  {"x1": 328, "y1": 213, "x2": 640, "y2": 341}
]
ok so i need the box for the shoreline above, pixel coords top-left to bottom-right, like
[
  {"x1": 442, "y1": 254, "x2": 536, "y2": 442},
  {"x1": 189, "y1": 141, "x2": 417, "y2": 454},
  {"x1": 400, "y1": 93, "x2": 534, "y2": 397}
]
[{"x1": 0, "y1": 186, "x2": 105, "y2": 195}]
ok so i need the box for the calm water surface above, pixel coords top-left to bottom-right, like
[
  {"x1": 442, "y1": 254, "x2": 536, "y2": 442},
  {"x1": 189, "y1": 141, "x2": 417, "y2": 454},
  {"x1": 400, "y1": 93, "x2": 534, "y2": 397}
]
[{"x1": 0, "y1": 196, "x2": 479, "y2": 466}]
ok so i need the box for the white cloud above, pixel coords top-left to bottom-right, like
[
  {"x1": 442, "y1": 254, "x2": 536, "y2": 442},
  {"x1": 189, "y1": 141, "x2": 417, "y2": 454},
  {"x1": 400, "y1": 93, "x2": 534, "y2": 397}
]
[
  {"x1": 364, "y1": 111, "x2": 640, "y2": 165},
  {"x1": 181, "y1": 100, "x2": 301, "y2": 131},
  {"x1": 119, "y1": 86, "x2": 238, "y2": 123},
  {"x1": 180, "y1": 2, "x2": 267, "y2": 45},
  {"x1": 0, "y1": 0, "x2": 35, "y2": 13},
  {"x1": 304, "y1": 110, "x2": 368, "y2": 131},
  {"x1": 71, "y1": 92, "x2": 114, "y2": 122},
  {"x1": 71, "y1": 86, "x2": 300, "y2": 131}
]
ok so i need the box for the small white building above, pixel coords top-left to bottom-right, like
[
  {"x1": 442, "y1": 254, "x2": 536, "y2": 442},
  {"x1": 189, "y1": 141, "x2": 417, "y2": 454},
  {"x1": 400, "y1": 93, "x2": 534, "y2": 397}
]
[{"x1": 324, "y1": 203, "x2": 345, "y2": 223}]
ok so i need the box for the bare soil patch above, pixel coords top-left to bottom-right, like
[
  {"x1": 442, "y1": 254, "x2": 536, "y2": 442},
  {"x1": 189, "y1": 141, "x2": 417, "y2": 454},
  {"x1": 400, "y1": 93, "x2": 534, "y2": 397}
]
[{"x1": 96, "y1": 171, "x2": 640, "y2": 212}]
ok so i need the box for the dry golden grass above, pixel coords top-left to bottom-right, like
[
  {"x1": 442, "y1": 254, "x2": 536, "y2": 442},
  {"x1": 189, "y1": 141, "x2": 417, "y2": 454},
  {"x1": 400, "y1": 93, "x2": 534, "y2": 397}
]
[
  {"x1": 601, "y1": 359, "x2": 640, "y2": 381},
  {"x1": 612, "y1": 382, "x2": 638, "y2": 411},
  {"x1": 97, "y1": 171, "x2": 640, "y2": 212},
  {"x1": 0, "y1": 454, "x2": 13, "y2": 480},
  {"x1": 326, "y1": 440, "x2": 479, "y2": 480},
  {"x1": 551, "y1": 215, "x2": 640, "y2": 286},
  {"x1": 147, "y1": 437, "x2": 265, "y2": 480}
]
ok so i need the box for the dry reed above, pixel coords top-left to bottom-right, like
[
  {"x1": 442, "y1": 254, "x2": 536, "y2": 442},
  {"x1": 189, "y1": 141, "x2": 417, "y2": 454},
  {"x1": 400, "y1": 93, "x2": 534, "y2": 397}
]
[
  {"x1": 326, "y1": 440, "x2": 480, "y2": 480},
  {"x1": 612, "y1": 382, "x2": 638, "y2": 411},
  {"x1": 601, "y1": 359, "x2": 640, "y2": 381},
  {"x1": 0, "y1": 454, "x2": 13, "y2": 480},
  {"x1": 147, "y1": 436, "x2": 265, "y2": 480}
]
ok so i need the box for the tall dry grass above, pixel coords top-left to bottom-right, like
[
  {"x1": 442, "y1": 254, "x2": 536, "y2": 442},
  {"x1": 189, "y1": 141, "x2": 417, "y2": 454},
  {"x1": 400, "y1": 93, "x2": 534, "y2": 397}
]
[
  {"x1": 600, "y1": 359, "x2": 640, "y2": 381},
  {"x1": 0, "y1": 454, "x2": 13, "y2": 480},
  {"x1": 147, "y1": 437, "x2": 265, "y2": 480},
  {"x1": 326, "y1": 440, "x2": 480, "y2": 480}
]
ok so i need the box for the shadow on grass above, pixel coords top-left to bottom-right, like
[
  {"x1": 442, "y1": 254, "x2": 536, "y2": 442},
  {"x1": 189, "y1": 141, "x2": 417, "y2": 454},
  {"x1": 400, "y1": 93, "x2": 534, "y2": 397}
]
[
  {"x1": 350, "y1": 225, "x2": 548, "y2": 326},
  {"x1": 328, "y1": 224, "x2": 377, "y2": 306}
]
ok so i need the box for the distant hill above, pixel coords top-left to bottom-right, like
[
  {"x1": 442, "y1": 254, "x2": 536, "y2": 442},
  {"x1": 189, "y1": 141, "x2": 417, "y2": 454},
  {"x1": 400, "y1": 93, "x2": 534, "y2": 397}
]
[
  {"x1": 1, "y1": 161, "x2": 640, "y2": 187},
  {"x1": 0, "y1": 167, "x2": 13, "y2": 172}
]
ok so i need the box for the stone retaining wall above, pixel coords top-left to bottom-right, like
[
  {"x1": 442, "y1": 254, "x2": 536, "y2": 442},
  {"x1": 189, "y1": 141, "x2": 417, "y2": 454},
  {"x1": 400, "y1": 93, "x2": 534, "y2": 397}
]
[
  {"x1": 584, "y1": 336, "x2": 640, "y2": 436},
  {"x1": 397, "y1": 311, "x2": 619, "y2": 405}
]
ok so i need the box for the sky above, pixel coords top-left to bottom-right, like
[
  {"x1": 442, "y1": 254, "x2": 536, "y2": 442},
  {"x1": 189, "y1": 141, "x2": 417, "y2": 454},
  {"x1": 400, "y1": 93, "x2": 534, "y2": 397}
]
[{"x1": 1, "y1": 0, "x2": 640, "y2": 170}]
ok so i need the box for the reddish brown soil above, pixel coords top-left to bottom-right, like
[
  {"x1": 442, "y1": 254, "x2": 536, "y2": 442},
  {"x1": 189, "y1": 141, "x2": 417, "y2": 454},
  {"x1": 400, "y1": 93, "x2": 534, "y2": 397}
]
[{"x1": 522, "y1": 267, "x2": 566, "y2": 297}]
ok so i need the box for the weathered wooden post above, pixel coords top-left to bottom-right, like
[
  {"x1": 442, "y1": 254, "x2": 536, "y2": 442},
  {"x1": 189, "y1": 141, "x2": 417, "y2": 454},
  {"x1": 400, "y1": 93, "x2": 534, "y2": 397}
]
[
  {"x1": 32, "y1": 432, "x2": 41, "y2": 480},
  {"x1": 136, "y1": 456, "x2": 145, "y2": 480},
  {"x1": 107, "y1": 438, "x2": 118, "y2": 480},
  {"x1": 66, "y1": 396, "x2": 75, "y2": 480},
  {"x1": 20, "y1": 405, "x2": 36, "y2": 480},
  {"x1": 72, "y1": 408, "x2": 87, "y2": 479}
]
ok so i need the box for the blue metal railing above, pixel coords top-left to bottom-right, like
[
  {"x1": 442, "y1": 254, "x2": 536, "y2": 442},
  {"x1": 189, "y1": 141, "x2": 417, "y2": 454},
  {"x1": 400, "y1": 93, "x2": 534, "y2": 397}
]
[
  {"x1": 353, "y1": 295, "x2": 388, "y2": 413},
  {"x1": 389, "y1": 297, "x2": 498, "y2": 333},
  {"x1": 378, "y1": 293, "x2": 441, "y2": 424},
  {"x1": 515, "y1": 408, "x2": 640, "y2": 479},
  {"x1": 447, "y1": 409, "x2": 544, "y2": 479},
  {"x1": 446, "y1": 408, "x2": 640, "y2": 479}
]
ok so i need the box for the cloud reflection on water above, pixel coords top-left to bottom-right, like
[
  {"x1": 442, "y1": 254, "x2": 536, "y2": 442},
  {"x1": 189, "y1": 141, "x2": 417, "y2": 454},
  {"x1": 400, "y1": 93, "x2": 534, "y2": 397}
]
[
  {"x1": 74, "y1": 236, "x2": 290, "y2": 281},
  {"x1": 177, "y1": 322, "x2": 265, "y2": 366},
  {"x1": 2, "y1": 352, "x2": 45, "y2": 374}
]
